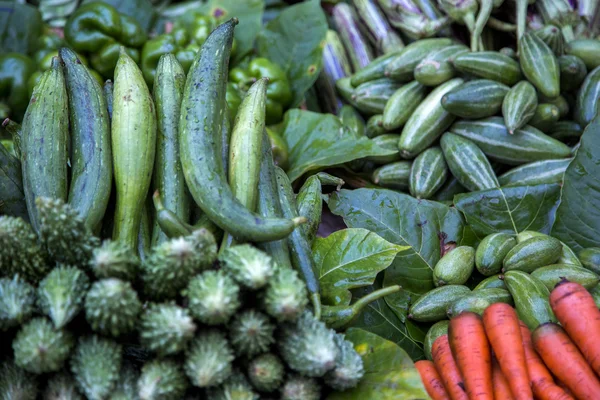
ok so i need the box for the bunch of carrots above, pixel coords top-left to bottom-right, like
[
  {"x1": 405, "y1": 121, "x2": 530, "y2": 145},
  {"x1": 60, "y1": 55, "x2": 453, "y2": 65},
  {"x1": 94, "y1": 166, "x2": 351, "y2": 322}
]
[{"x1": 415, "y1": 281, "x2": 600, "y2": 400}]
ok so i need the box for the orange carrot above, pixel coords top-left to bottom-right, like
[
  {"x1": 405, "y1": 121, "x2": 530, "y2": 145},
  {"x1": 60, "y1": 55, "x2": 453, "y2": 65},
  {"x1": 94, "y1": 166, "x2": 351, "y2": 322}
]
[
  {"x1": 431, "y1": 335, "x2": 469, "y2": 400},
  {"x1": 519, "y1": 322, "x2": 574, "y2": 400},
  {"x1": 555, "y1": 380, "x2": 576, "y2": 399},
  {"x1": 482, "y1": 303, "x2": 532, "y2": 400},
  {"x1": 532, "y1": 322, "x2": 600, "y2": 400},
  {"x1": 549, "y1": 280, "x2": 600, "y2": 376},
  {"x1": 448, "y1": 312, "x2": 494, "y2": 400},
  {"x1": 492, "y1": 357, "x2": 515, "y2": 400},
  {"x1": 415, "y1": 360, "x2": 451, "y2": 400}
]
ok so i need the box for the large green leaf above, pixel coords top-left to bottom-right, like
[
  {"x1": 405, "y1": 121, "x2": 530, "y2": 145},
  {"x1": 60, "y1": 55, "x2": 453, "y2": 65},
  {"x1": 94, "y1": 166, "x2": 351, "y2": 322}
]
[
  {"x1": 328, "y1": 328, "x2": 429, "y2": 399},
  {"x1": 0, "y1": 2, "x2": 42, "y2": 55},
  {"x1": 256, "y1": 0, "x2": 327, "y2": 107},
  {"x1": 455, "y1": 183, "x2": 562, "y2": 239},
  {"x1": 328, "y1": 188, "x2": 471, "y2": 321},
  {"x1": 312, "y1": 228, "x2": 407, "y2": 306},
  {"x1": 552, "y1": 118, "x2": 600, "y2": 251},
  {"x1": 281, "y1": 110, "x2": 396, "y2": 182}
]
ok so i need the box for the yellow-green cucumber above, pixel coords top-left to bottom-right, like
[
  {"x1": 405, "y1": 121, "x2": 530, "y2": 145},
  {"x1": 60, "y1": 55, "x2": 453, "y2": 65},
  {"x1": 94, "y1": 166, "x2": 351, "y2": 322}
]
[
  {"x1": 384, "y1": 38, "x2": 454, "y2": 81},
  {"x1": 371, "y1": 161, "x2": 412, "y2": 190},
  {"x1": 575, "y1": 65, "x2": 600, "y2": 127},
  {"x1": 528, "y1": 103, "x2": 560, "y2": 133},
  {"x1": 474, "y1": 274, "x2": 507, "y2": 290},
  {"x1": 476, "y1": 233, "x2": 517, "y2": 276},
  {"x1": 578, "y1": 247, "x2": 600, "y2": 275},
  {"x1": 352, "y1": 78, "x2": 401, "y2": 114},
  {"x1": 531, "y1": 264, "x2": 599, "y2": 290},
  {"x1": 503, "y1": 270, "x2": 557, "y2": 330},
  {"x1": 503, "y1": 235, "x2": 562, "y2": 273},
  {"x1": 408, "y1": 284, "x2": 471, "y2": 322},
  {"x1": 446, "y1": 288, "x2": 514, "y2": 318},
  {"x1": 21, "y1": 57, "x2": 68, "y2": 233},
  {"x1": 111, "y1": 48, "x2": 157, "y2": 250},
  {"x1": 398, "y1": 78, "x2": 463, "y2": 158},
  {"x1": 452, "y1": 51, "x2": 523, "y2": 85},
  {"x1": 432, "y1": 245, "x2": 475, "y2": 287},
  {"x1": 382, "y1": 81, "x2": 428, "y2": 130},
  {"x1": 424, "y1": 320, "x2": 449, "y2": 360},
  {"x1": 441, "y1": 79, "x2": 509, "y2": 119},
  {"x1": 409, "y1": 147, "x2": 448, "y2": 199},
  {"x1": 502, "y1": 81, "x2": 538, "y2": 134},
  {"x1": 498, "y1": 158, "x2": 571, "y2": 187},
  {"x1": 414, "y1": 44, "x2": 469, "y2": 86},
  {"x1": 519, "y1": 32, "x2": 560, "y2": 98},
  {"x1": 516, "y1": 230, "x2": 582, "y2": 267},
  {"x1": 440, "y1": 132, "x2": 499, "y2": 192}
]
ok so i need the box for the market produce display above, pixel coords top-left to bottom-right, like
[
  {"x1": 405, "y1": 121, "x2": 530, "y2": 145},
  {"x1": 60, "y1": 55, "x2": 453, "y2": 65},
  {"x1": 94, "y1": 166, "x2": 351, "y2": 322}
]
[{"x1": 2, "y1": 0, "x2": 600, "y2": 399}]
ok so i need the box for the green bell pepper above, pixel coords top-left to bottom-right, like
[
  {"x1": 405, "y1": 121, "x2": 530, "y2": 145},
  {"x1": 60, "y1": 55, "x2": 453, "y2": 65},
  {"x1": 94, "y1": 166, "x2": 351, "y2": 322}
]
[
  {"x1": 229, "y1": 57, "x2": 292, "y2": 124},
  {"x1": 64, "y1": 1, "x2": 147, "y2": 77},
  {"x1": 0, "y1": 53, "x2": 36, "y2": 121}
]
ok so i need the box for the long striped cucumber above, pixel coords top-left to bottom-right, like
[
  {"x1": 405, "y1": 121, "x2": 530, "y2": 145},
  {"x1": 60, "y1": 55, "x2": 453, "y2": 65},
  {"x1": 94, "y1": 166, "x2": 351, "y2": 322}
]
[
  {"x1": 517, "y1": 230, "x2": 582, "y2": 267},
  {"x1": 531, "y1": 264, "x2": 599, "y2": 290},
  {"x1": 475, "y1": 233, "x2": 517, "y2": 276},
  {"x1": 274, "y1": 166, "x2": 321, "y2": 319},
  {"x1": 409, "y1": 146, "x2": 448, "y2": 200},
  {"x1": 503, "y1": 236, "x2": 562, "y2": 273},
  {"x1": 408, "y1": 285, "x2": 471, "y2": 322},
  {"x1": 575, "y1": 65, "x2": 600, "y2": 128},
  {"x1": 498, "y1": 158, "x2": 571, "y2": 187},
  {"x1": 382, "y1": 81, "x2": 428, "y2": 131},
  {"x1": 398, "y1": 78, "x2": 463, "y2": 158},
  {"x1": 352, "y1": 78, "x2": 401, "y2": 114},
  {"x1": 21, "y1": 57, "x2": 68, "y2": 233},
  {"x1": 111, "y1": 48, "x2": 157, "y2": 250},
  {"x1": 414, "y1": 44, "x2": 469, "y2": 86},
  {"x1": 441, "y1": 79, "x2": 509, "y2": 119},
  {"x1": 351, "y1": 51, "x2": 399, "y2": 86},
  {"x1": 502, "y1": 81, "x2": 538, "y2": 134},
  {"x1": 519, "y1": 32, "x2": 560, "y2": 98},
  {"x1": 151, "y1": 54, "x2": 189, "y2": 246},
  {"x1": 371, "y1": 161, "x2": 412, "y2": 190},
  {"x1": 446, "y1": 288, "x2": 514, "y2": 318},
  {"x1": 503, "y1": 270, "x2": 557, "y2": 330},
  {"x1": 440, "y1": 132, "x2": 499, "y2": 192},
  {"x1": 384, "y1": 38, "x2": 454, "y2": 81},
  {"x1": 449, "y1": 117, "x2": 571, "y2": 164},
  {"x1": 179, "y1": 19, "x2": 301, "y2": 243},
  {"x1": 452, "y1": 51, "x2": 522, "y2": 85}
]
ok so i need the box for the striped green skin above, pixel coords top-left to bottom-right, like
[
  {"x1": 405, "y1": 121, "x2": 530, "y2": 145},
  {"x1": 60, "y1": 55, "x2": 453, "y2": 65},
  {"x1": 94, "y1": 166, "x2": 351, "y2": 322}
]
[
  {"x1": 475, "y1": 233, "x2": 517, "y2": 276},
  {"x1": 352, "y1": 78, "x2": 401, "y2": 114},
  {"x1": 575, "y1": 66, "x2": 600, "y2": 128},
  {"x1": 503, "y1": 236, "x2": 562, "y2": 273},
  {"x1": 447, "y1": 288, "x2": 514, "y2": 318},
  {"x1": 453, "y1": 51, "x2": 523, "y2": 86},
  {"x1": 61, "y1": 48, "x2": 112, "y2": 232},
  {"x1": 516, "y1": 230, "x2": 582, "y2": 267},
  {"x1": 532, "y1": 264, "x2": 599, "y2": 290},
  {"x1": 498, "y1": 158, "x2": 571, "y2": 187},
  {"x1": 528, "y1": 103, "x2": 560, "y2": 133},
  {"x1": 433, "y1": 246, "x2": 475, "y2": 287},
  {"x1": 502, "y1": 81, "x2": 538, "y2": 134},
  {"x1": 440, "y1": 132, "x2": 499, "y2": 192},
  {"x1": 409, "y1": 147, "x2": 448, "y2": 199},
  {"x1": 473, "y1": 274, "x2": 507, "y2": 290},
  {"x1": 578, "y1": 248, "x2": 600, "y2": 275},
  {"x1": 256, "y1": 130, "x2": 292, "y2": 270},
  {"x1": 382, "y1": 81, "x2": 428, "y2": 130},
  {"x1": 366, "y1": 134, "x2": 401, "y2": 164},
  {"x1": 534, "y1": 25, "x2": 564, "y2": 56},
  {"x1": 519, "y1": 32, "x2": 560, "y2": 98},
  {"x1": 180, "y1": 20, "x2": 298, "y2": 243},
  {"x1": 441, "y1": 79, "x2": 509, "y2": 119},
  {"x1": 296, "y1": 175, "x2": 322, "y2": 245},
  {"x1": 408, "y1": 285, "x2": 471, "y2": 322},
  {"x1": 549, "y1": 120, "x2": 582, "y2": 142},
  {"x1": 371, "y1": 161, "x2": 412, "y2": 190},
  {"x1": 365, "y1": 114, "x2": 386, "y2": 138},
  {"x1": 384, "y1": 38, "x2": 454, "y2": 81},
  {"x1": 558, "y1": 55, "x2": 587, "y2": 92},
  {"x1": 21, "y1": 58, "x2": 68, "y2": 233},
  {"x1": 351, "y1": 51, "x2": 399, "y2": 86},
  {"x1": 414, "y1": 44, "x2": 469, "y2": 87},
  {"x1": 111, "y1": 49, "x2": 157, "y2": 250},
  {"x1": 504, "y1": 270, "x2": 557, "y2": 330},
  {"x1": 151, "y1": 54, "x2": 188, "y2": 246},
  {"x1": 424, "y1": 320, "x2": 449, "y2": 361},
  {"x1": 449, "y1": 117, "x2": 572, "y2": 165},
  {"x1": 565, "y1": 39, "x2": 600, "y2": 70},
  {"x1": 398, "y1": 78, "x2": 463, "y2": 158}
]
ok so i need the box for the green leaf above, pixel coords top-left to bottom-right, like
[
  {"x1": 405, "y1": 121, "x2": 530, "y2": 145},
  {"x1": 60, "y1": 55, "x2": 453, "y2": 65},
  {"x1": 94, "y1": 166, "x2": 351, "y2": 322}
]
[
  {"x1": 312, "y1": 228, "x2": 407, "y2": 306},
  {"x1": 281, "y1": 110, "x2": 396, "y2": 182},
  {"x1": 328, "y1": 188, "x2": 471, "y2": 321},
  {"x1": 0, "y1": 2, "x2": 43, "y2": 55},
  {"x1": 38, "y1": 0, "x2": 79, "y2": 28},
  {"x1": 552, "y1": 118, "x2": 600, "y2": 251},
  {"x1": 455, "y1": 183, "x2": 561, "y2": 238},
  {"x1": 82, "y1": 0, "x2": 157, "y2": 32},
  {"x1": 256, "y1": 0, "x2": 327, "y2": 107}
]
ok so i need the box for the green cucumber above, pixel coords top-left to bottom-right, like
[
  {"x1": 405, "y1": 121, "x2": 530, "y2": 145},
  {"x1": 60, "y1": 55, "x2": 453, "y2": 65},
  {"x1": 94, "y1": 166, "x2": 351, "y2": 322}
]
[
  {"x1": 449, "y1": 117, "x2": 572, "y2": 165},
  {"x1": 398, "y1": 78, "x2": 463, "y2": 158},
  {"x1": 516, "y1": 230, "x2": 582, "y2": 267},
  {"x1": 533, "y1": 24, "x2": 564, "y2": 56},
  {"x1": 519, "y1": 32, "x2": 560, "y2": 98},
  {"x1": 503, "y1": 236, "x2": 562, "y2": 273},
  {"x1": 441, "y1": 79, "x2": 509, "y2": 119},
  {"x1": 476, "y1": 233, "x2": 517, "y2": 276},
  {"x1": 382, "y1": 81, "x2": 428, "y2": 131},
  {"x1": 474, "y1": 274, "x2": 507, "y2": 290},
  {"x1": 531, "y1": 264, "x2": 599, "y2": 290},
  {"x1": 502, "y1": 81, "x2": 538, "y2": 134},
  {"x1": 424, "y1": 320, "x2": 449, "y2": 361},
  {"x1": 384, "y1": 38, "x2": 454, "y2": 81},
  {"x1": 539, "y1": 95, "x2": 569, "y2": 118},
  {"x1": 453, "y1": 51, "x2": 523, "y2": 86},
  {"x1": 440, "y1": 132, "x2": 499, "y2": 192},
  {"x1": 61, "y1": 48, "x2": 112, "y2": 232},
  {"x1": 153, "y1": 191, "x2": 193, "y2": 239},
  {"x1": 589, "y1": 284, "x2": 600, "y2": 309},
  {"x1": 365, "y1": 114, "x2": 386, "y2": 138},
  {"x1": 446, "y1": 288, "x2": 513, "y2": 318},
  {"x1": 112, "y1": 49, "x2": 157, "y2": 250},
  {"x1": 352, "y1": 78, "x2": 401, "y2": 114},
  {"x1": 503, "y1": 270, "x2": 557, "y2": 330},
  {"x1": 578, "y1": 248, "x2": 600, "y2": 275},
  {"x1": 528, "y1": 103, "x2": 560, "y2": 133},
  {"x1": 559, "y1": 54, "x2": 588, "y2": 92},
  {"x1": 335, "y1": 77, "x2": 357, "y2": 107},
  {"x1": 151, "y1": 54, "x2": 188, "y2": 246},
  {"x1": 414, "y1": 44, "x2": 469, "y2": 86},
  {"x1": 564, "y1": 39, "x2": 600, "y2": 70},
  {"x1": 371, "y1": 161, "x2": 412, "y2": 190},
  {"x1": 408, "y1": 284, "x2": 471, "y2": 322},
  {"x1": 498, "y1": 158, "x2": 571, "y2": 187},
  {"x1": 409, "y1": 146, "x2": 448, "y2": 199},
  {"x1": 179, "y1": 19, "x2": 300, "y2": 243},
  {"x1": 432, "y1": 246, "x2": 475, "y2": 287},
  {"x1": 432, "y1": 176, "x2": 467, "y2": 202},
  {"x1": 351, "y1": 51, "x2": 400, "y2": 86},
  {"x1": 296, "y1": 175, "x2": 323, "y2": 245},
  {"x1": 21, "y1": 57, "x2": 68, "y2": 233},
  {"x1": 549, "y1": 120, "x2": 583, "y2": 142},
  {"x1": 366, "y1": 134, "x2": 401, "y2": 164},
  {"x1": 575, "y1": 65, "x2": 600, "y2": 128}
]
